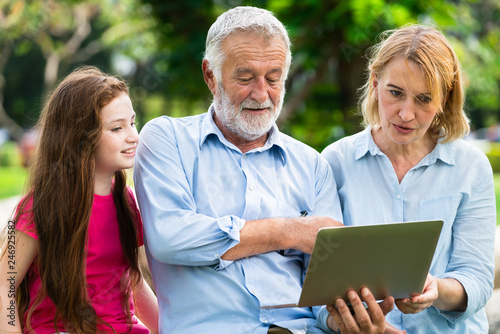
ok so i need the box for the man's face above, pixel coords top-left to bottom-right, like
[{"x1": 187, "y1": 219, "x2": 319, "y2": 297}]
[{"x1": 213, "y1": 33, "x2": 288, "y2": 141}]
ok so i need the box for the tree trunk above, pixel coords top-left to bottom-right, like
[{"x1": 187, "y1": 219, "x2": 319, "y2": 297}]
[{"x1": 0, "y1": 44, "x2": 24, "y2": 141}]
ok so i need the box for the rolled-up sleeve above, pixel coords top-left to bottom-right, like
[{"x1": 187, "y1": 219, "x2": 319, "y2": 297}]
[
  {"x1": 435, "y1": 156, "x2": 496, "y2": 323},
  {"x1": 133, "y1": 118, "x2": 244, "y2": 268}
]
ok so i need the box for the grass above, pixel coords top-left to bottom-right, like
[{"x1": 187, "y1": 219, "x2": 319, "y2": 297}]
[
  {"x1": 0, "y1": 166, "x2": 27, "y2": 199},
  {"x1": 494, "y1": 174, "x2": 500, "y2": 225},
  {"x1": 0, "y1": 167, "x2": 134, "y2": 199}
]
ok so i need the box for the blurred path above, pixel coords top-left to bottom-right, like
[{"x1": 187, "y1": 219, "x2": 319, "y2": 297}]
[
  {"x1": 488, "y1": 227, "x2": 500, "y2": 333},
  {"x1": 0, "y1": 195, "x2": 20, "y2": 229}
]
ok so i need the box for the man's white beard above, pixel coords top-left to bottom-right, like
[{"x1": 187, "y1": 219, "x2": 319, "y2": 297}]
[{"x1": 214, "y1": 84, "x2": 284, "y2": 141}]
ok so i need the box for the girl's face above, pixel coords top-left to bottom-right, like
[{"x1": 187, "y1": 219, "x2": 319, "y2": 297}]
[
  {"x1": 373, "y1": 58, "x2": 438, "y2": 148},
  {"x1": 94, "y1": 93, "x2": 138, "y2": 179}
]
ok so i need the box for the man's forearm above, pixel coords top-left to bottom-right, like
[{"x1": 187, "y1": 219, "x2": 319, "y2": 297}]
[
  {"x1": 221, "y1": 218, "x2": 288, "y2": 260},
  {"x1": 221, "y1": 216, "x2": 342, "y2": 260}
]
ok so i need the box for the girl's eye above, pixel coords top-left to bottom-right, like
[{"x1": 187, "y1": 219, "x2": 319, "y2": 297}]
[
  {"x1": 111, "y1": 127, "x2": 122, "y2": 132},
  {"x1": 131, "y1": 122, "x2": 137, "y2": 127},
  {"x1": 390, "y1": 90, "x2": 402, "y2": 97}
]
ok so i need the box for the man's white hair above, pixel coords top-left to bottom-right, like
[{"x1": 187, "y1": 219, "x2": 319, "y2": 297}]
[{"x1": 203, "y1": 6, "x2": 292, "y2": 83}]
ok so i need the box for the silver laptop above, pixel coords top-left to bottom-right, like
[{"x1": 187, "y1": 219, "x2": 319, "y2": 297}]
[{"x1": 261, "y1": 220, "x2": 443, "y2": 308}]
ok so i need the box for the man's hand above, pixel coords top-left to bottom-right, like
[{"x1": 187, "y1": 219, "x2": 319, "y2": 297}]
[
  {"x1": 395, "y1": 274, "x2": 438, "y2": 314},
  {"x1": 286, "y1": 216, "x2": 343, "y2": 254},
  {"x1": 326, "y1": 287, "x2": 398, "y2": 334}
]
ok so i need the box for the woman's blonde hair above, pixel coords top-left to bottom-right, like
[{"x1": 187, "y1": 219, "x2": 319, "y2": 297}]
[{"x1": 359, "y1": 25, "x2": 469, "y2": 143}]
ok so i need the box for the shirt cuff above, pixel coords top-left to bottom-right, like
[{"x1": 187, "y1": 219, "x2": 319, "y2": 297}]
[
  {"x1": 434, "y1": 272, "x2": 485, "y2": 324},
  {"x1": 315, "y1": 305, "x2": 336, "y2": 333},
  {"x1": 214, "y1": 216, "x2": 246, "y2": 271}
]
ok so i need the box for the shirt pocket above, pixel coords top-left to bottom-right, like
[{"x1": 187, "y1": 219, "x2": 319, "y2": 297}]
[{"x1": 418, "y1": 194, "x2": 462, "y2": 271}]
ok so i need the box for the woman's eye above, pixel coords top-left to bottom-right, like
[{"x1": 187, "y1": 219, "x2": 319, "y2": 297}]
[
  {"x1": 419, "y1": 95, "x2": 432, "y2": 103},
  {"x1": 131, "y1": 122, "x2": 137, "y2": 127},
  {"x1": 390, "y1": 90, "x2": 402, "y2": 97},
  {"x1": 111, "y1": 127, "x2": 122, "y2": 132}
]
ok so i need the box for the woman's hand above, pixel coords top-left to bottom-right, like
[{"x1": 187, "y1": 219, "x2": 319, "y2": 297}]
[
  {"x1": 326, "y1": 287, "x2": 397, "y2": 333},
  {"x1": 384, "y1": 322, "x2": 406, "y2": 333},
  {"x1": 395, "y1": 273, "x2": 438, "y2": 314}
]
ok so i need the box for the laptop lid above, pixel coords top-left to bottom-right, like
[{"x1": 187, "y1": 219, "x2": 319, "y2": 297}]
[{"x1": 262, "y1": 220, "x2": 443, "y2": 308}]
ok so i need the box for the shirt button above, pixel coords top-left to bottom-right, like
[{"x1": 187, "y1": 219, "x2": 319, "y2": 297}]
[
  {"x1": 249, "y1": 186, "x2": 254, "y2": 191},
  {"x1": 396, "y1": 194, "x2": 401, "y2": 199},
  {"x1": 243, "y1": 154, "x2": 248, "y2": 159},
  {"x1": 215, "y1": 254, "x2": 220, "y2": 258}
]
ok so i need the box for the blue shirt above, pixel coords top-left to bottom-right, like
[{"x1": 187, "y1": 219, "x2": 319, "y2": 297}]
[
  {"x1": 322, "y1": 127, "x2": 496, "y2": 333},
  {"x1": 134, "y1": 107, "x2": 343, "y2": 334}
]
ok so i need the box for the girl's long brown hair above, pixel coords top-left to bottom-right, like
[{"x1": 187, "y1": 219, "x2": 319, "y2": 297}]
[{"x1": 15, "y1": 66, "x2": 141, "y2": 333}]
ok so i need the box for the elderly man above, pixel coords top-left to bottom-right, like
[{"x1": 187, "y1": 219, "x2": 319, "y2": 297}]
[{"x1": 134, "y1": 6, "x2": 392, "y2": 334}]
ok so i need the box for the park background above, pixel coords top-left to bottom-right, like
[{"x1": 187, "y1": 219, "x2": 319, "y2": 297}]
[
  {"x1": 0, "y1": 0, "x2": 500, "y2": 332},
  {"x1": 1, "y1": 0, "x2": 500, "y2": 209}
]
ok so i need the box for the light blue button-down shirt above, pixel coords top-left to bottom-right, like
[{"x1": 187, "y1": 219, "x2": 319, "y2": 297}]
[
  {"x1": 134, "y1": 107, "x2": 343, "y2": 334},
  {"x1": 322, "y1": 127, "x2": 496, "y2": 333}
]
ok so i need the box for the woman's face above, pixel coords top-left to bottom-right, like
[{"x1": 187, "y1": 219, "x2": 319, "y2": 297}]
[{"x1": 373, "y1": 58, "x2": 439, "y2": 147}]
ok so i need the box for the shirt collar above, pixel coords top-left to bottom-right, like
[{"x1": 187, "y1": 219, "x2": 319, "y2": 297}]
[
  {"x1": 354, "y1": 127, "x2": 378, "y2": 160},
  {"x1": 354, "y1": 126, "x2": 456, "y2": 166},
  {"x1": 199, "y1": 105, "x2": 222, "y2": 148},
  {"x1": 425, "y1": 138, "x2": 455, "y2": 166},
  {"x1": 199, "y1": 105, "x2": 287, "y2": 165}
]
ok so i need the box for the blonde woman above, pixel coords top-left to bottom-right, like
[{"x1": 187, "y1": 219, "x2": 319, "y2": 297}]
[{"x1": 322, "y1": 25, "x2": 495, "y2": 333}]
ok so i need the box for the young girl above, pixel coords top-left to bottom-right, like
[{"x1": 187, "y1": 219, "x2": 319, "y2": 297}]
[{"x1": 0, "y1": 66, "x2": 158, "y2": 333}]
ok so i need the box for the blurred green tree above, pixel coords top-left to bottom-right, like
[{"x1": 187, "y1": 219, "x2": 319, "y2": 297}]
[
  {"x1": 443, "y1": 0, "x2": 500, "y2": 131},
  {"x1": 0, "y1": 0, "x2": 158, "y2": 138},
  {"x1": 1, "y1": 0, "x2": 499, "y2": 152},
  {"x1": 140, "y1": 0, "x2": 464, "y2": 149}
]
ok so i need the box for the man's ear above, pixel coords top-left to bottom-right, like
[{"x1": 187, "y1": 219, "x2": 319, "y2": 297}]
[{"x1": 202, "y1": 60, "x2": 217, "y2": 95}]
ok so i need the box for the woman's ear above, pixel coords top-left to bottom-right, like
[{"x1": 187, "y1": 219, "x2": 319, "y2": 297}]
[
  {"x1": 444, "y1": 90, "x2": 451, "y2": 104},
  {"x1": 372, "y1": 73, "x2": 379, "y2": 99}
]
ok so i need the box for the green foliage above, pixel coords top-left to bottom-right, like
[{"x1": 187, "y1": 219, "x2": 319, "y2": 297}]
[
  {"x1": 1, "y1": 0, "x2": 159, "y2": 129},
  {"x1": 2, "y1": 0, "x2": 500, "y2": 154},
  {"x1": 0, "y1": 166, "x2": 26, "y2": 199},
  {"x1": 0, "y1": 142, "x2": 22, "y2": 167},
  {"x1": 138, "y1": 0, "x2": 215, "y2": 102},
  {"x1": 439, "y1": 0, "x2": 500, "y2": 130},
  {"x1": 263, "y1": 0, "x2": 454, "y2": 149},
  {"x1": 131, "y1": 0, "x2": 500, "y2": 151},
  {"x1": 486, "y1": 142, "x2": 500, "y2": 174},
  {"x1": 139, "y1": 94, "x2": 207, "y2": 129}
]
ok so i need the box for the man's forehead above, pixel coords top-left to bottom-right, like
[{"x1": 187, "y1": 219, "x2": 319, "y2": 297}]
[
  {"x1": 233, "y1": 66, "x2": 283, "y2": 77},
  {"x1": 222, "y1": 33, "x2": 287, "y2": 66},
  {"x1": 224, "y1": 29, "x2": 285, "y2": 45},
  {"x1": 223, "y1": 31, "x2": 286, "y2": 52}
]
